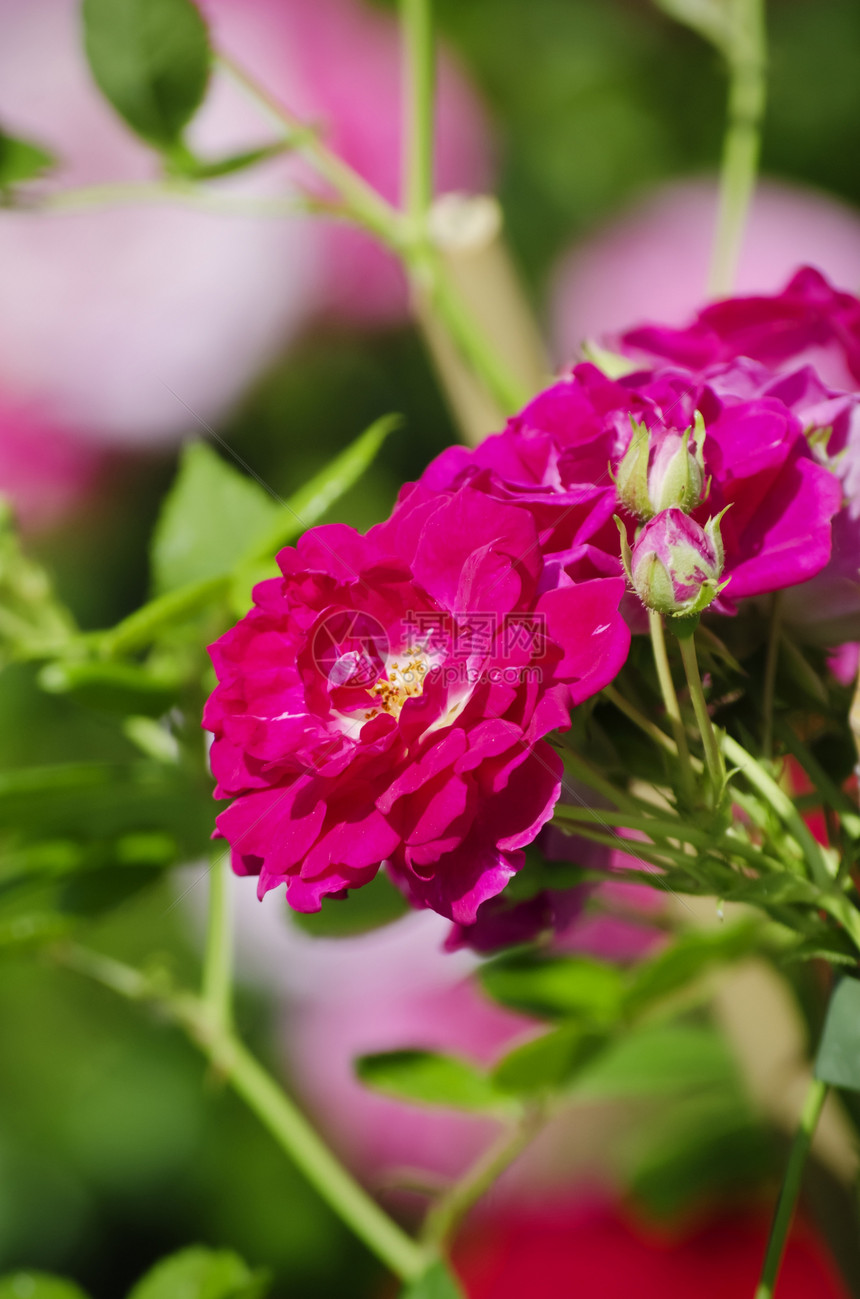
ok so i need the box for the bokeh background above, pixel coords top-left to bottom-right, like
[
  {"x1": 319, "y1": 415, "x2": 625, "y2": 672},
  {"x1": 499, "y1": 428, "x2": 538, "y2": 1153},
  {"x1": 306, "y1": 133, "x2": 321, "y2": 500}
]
[{"x1": 1, "y1": 0, "x2": 860, "y2": 1294}]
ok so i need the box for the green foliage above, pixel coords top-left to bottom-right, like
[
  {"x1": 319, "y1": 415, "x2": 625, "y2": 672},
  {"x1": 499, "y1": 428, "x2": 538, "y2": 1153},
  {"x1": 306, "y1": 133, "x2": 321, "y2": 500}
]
[
  {"x1": 150, "y1": 442, "x2": 280, "y2": 596},
  {"x1": 127, "y1": 1247, "x2": 270, "y2": 1299},
  {"x1": 81, "y1": 0, "x2": 211, "y2": 151},
  {"x1": 492, "y1": 1023, "x2": 608, "y2": 1094},
  {"x1": 399, "y1": 1262, "x2": 466, "y2": 1299},
  {"x1": 355, "y1": 1049, "x2": 510, "y2": 1113},
  {"x1": 0, "y1": 506, "x2": 75, "y2": 666},
  {"x1": 292, "y1": 871, "x2": 409, "y2": 937},
  {"x1": 815, "y1": 978, "x2": 860, "y2": 1091},
  {"x1": 479, "y1": 952, "x2": 626, "y2": 1021},
  {"x1": 38, "y1": 660, "x2": 182, "y2": 717},
  {"x1": 623, "y1": 920, "x2": 762, "y2": 1014},
  {"x1": 651, "y1": 0, "x2": 733, "y2": 54},
  {"x1": 0, "y1": 129, "x2": 56, "y2": 188},
  {"x1": 572, "y1": 1024, "x2": 737, "y2": 1099},
  {"x1": 0, "y1": 1276, "x2": 90, "y2": 1299}
]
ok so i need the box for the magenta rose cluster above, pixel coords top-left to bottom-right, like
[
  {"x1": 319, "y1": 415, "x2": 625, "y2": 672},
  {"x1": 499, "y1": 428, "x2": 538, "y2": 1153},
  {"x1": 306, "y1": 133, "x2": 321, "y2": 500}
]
[{"x1": 204, "y1": 267, "x2": 856, "y2": 927}]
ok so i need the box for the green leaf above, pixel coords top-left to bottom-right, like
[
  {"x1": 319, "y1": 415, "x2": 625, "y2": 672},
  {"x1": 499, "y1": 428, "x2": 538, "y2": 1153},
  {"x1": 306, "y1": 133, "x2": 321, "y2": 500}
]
[
  {"x1": 815, "y1": 978, "x2": 860, "y2": 1091},
  {"x1": 623, "y1": 921, "x2": 761, "y2": 1016},
  {"x1": 721, "y1": 873, "x2": 820, "y2": 908},
  {"x1": 151, "y1": 442, "x2": 280, "y2": 596},
  {"x1": 0, "y1": 1276, "x2": 90, "y2": 1299},
  {"x1": 242, "y1": 413, "x2": 402, "y2": 565},
  {"x1": 291, "y1": 871, "x2": 409, "y2": 937},
  {"x1": 82, "y1": 0, "x2": 211, "y2": 151},
  {"x1": 492, "y1": 1023, "x2": 608, "y2": 1094},
  {"x1": 399, "y1": 1262, "x2": 465, "y2": 1299},
  {"x1": 571, "y1": 1025, "x2": 737, "y2": 1100},
  {"x1": 479, "y1": 952, "x2": 626, "y2": 1022},
  {"x1": 0, "y1": 130, "x2": 56, "y2": 187},
  {"x1": 355, "y1": 1050, "x2": 510, "y2": 1112},
  {"x1": 127, "y1": 1247, "x2": 270, "y2": 1299}
]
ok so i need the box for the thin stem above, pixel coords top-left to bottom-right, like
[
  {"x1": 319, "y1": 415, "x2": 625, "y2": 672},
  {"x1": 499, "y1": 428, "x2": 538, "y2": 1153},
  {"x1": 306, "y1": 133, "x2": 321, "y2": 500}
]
[
  {"x1": 401, "y1": 0, "x2": 435, "y2": 222},
  {"x1": 708, "y1": 0, "x2": 767, "y2": 296},
  {"x1": 555, "y1": 741, "x2": 643, "y2": 816},
  {"x1": 553, "y1": 803, "x2": 778, "y2": 872},
  {"x1": 677, "y1": 633, "x2": 724, "y2": 794},
  {"x1": 602, "y1": 683, "x2": 679, "y2": 758},
  {"x1": 422, "y1": 1105, "x2": 545, "y2": 1251},
  {"x1": 762, "y1": 591, "x2": 783, "y2": 760},
  {"x1": 648, "y1": 611, "x2": 695, "y2": 805},
  {"x1": 55, "y1": 945, "x2": 427, "y2": 1283},
  {"x1": 224, "y1": 1034, "x2": 426, "y2": 1281},
  {"x1": 216, "y1": 51, "x2": 403, "y2": 251},
  {"x1": 95, "y1": 575, "x2": 228, "y2": 657},
  {"x1": 201, "y1": 852, "x2": 233, "y2": 1035},
  {"x1": 755, "y1": 1077, "x2": 828, "y2": 1299}
]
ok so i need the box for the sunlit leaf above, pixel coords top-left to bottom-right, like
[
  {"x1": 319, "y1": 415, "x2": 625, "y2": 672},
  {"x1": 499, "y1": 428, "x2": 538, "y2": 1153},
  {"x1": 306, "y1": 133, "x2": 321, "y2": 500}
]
[
  {"x1": 0, "y1": 130, "x2": 56, "y2": 187},
  {"x1": 479, "y1": 952, "x2": 625, "y2": 1022},
  {"x1": 127, "y1": 1247, "x2": 270, "y2": 1299},
  {"x1": 355, "y1": 1049, "x2": 510, "y2": 1112},
  {"x1": 492, "y1": 1024, "x2": 608, "y2": 1094}
]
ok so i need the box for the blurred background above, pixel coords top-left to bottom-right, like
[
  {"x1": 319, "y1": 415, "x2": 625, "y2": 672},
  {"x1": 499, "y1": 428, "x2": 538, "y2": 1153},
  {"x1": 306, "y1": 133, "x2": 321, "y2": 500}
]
[{"x1": 1, "y1": 0, "x2": 860, "y2": 1294}]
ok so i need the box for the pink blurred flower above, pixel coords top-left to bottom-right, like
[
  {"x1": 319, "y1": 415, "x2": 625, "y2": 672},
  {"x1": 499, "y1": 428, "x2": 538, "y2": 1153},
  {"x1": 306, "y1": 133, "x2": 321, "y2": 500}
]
[
  {"x1": 0, "y1": 401, "x2": 102, "y2": 532},
  {"x1": 205, "y1": 483, "x2": 629, "y2": 922},
  {"x1": 551, "y1": 178, "x2": 860, "y2": 365}
]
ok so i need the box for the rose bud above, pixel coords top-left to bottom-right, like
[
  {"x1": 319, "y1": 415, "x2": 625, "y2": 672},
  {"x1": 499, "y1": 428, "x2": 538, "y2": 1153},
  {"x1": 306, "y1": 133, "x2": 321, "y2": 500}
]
[
  {"x1": 618, "y1": 506, "x2": 727, "y2": 617},
  {"x1": 615, "y1": 412, "x2": 707, "y2": 520}
]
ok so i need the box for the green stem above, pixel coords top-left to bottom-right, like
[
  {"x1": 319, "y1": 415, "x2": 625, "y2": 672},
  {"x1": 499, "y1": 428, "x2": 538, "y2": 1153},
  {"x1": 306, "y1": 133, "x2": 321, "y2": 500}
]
[
  {"x1": 201, "y1": 852, "x2": 233, "y2": 1035},
  {"x1": 677, "y1": 632, "x2": 724, "y2": 794},
  {"x1": 762, "y1": 591, "x2": 782, "y2": 760},
  {"x1": 721, "y1": 734, "x2": 832, "y2": 888},
  {"x1": 708, "y1": 0, "x2": 767, "y2": 296},
  {"x1": 755, "y1": 1077, "x2": 827, "y2": 1299},
  {"x1": 555, "y1": 741, "x2": 642, "y2": 816},
  {"x1": 422, "y1": 1105, "x2": 545, "y2": 1251},
  {"x1": 602, "y1": 683, "x2": 680, "y2": 759},
  {"x1": 56, "y1": 945, "x2": 427, "y2": 1283},
  {"x1": 401, "y1": 0, "x2": 435, "y2": 222},
  {"x1": 648, "y1": 611, "x2": 696, "y2": 805},
  {"x1": 95, "y1": 575, "x2": 228, "y2": 657},
  {"x1": 216, "y1": 51, "x2": 404, "y2": 252}
]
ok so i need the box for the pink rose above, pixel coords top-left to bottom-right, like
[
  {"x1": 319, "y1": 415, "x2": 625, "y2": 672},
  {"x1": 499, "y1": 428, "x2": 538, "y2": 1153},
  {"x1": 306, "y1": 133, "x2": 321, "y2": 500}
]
[{"x1": 204, "y1": 483, "x2": 629, "y2": 922}]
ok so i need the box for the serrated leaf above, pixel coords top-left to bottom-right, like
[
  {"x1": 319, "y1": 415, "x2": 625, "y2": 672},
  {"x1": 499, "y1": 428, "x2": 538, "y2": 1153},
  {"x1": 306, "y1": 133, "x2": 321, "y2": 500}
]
[
  {"x1": 492, "y1": 1023, "x2": 608, "y2": 1094},
  {"x1": 399, "y1": 1262, "x2": 465, "y2": 1299},
  {"x1": 0, "y1": 130, "x2": 56, "y2": 187},
  {"x1": 0, "y1": 1276, "x2": 90, "y2": 1299},
  {"x1": 355, "y1": 1050, "x2": 509, "y2": 1112},
  {"x1": 292, "y1": 871, "x2": 409, "y2": 937},
  {"x1": 82, "y1": 0, "x2": 211, "y2": 151},
  {"x1": 151, "y1": 442, "x2": 279, "y2": 596},
  {"x1": 127, "y1": 1247, "x2": 270, "y2": 1299},
  {"x1": 479, "y1": 952, "x2": 625, "y2": 1022},
  {"x1": 815, "y1": 978, "x2": 860, "y2": 1091}
]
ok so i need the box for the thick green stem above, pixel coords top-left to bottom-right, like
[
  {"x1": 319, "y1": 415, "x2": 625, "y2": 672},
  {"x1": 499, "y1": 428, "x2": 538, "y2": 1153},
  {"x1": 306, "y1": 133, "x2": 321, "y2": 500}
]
[
  {"x1": 708, "y1": 0, "x2": 767, "y2": 296},
  {"x1": 422, "y1": 1105, "x2": 545, "y2": 1251},
  {"x1": 201, "y1": 852, "x2": 233, "y2": 1035},
  {"x1": 648, "y1": 611, "x2": 695, "y2": 805},
  {"x1": 401, "y1": 0, "x2": 435, "y2": 222},
  {"x1": 755, "y1": 1077, "x2": 828, "y2": 1299},
  {"x1": 56, "y1": 945, "x2": 427, "y2": 1283},
  {"x1": 677, "y1": 633, "x2": 724, "y2": 794}
]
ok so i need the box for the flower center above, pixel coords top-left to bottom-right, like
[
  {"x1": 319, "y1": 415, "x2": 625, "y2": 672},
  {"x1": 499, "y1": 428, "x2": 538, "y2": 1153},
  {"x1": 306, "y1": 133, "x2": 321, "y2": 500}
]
[{"x1": 368, "y1": 648, "x2": 429, "y2": 717}]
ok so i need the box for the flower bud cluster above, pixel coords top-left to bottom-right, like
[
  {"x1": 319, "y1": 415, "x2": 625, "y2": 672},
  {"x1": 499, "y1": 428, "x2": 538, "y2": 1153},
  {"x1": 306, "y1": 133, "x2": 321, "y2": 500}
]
[{"x1": 615, "y1": 412, "x2": 727, "y2": 618}]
